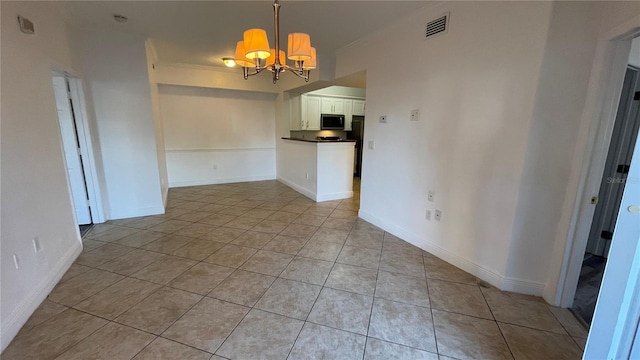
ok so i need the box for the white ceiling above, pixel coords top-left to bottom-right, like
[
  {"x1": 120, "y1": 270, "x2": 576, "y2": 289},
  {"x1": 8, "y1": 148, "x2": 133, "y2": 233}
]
[{"x1": 62, "y1": 1, "x2": 429, "y2": 68}]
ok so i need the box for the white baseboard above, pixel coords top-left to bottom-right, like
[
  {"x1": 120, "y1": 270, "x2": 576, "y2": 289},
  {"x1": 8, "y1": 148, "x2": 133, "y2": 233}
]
[
  {"x1": 358, "y1": 209, "x2": 544, "y2": 296},
  {"x1": 109, "y1": 205, "x2": 165, "y2": 220},
  {"x1": 277, "y1": 177, "x2": 316, "y2": 201},
  {"x1": 316, "y1": 191, "x2": 354, "y2": 202},
  {"x1": 277, "y1": 178, "x2": 353, "y2": 203},
  {"x1": 169, "y1": 175, "x2": 276, "y2": 188},
  {"x1": 501, "y1": 277, "x2": 546, "y2": 296},
  {"x1": 0, "y1": 240, "x2": 82, "y2": 352}
]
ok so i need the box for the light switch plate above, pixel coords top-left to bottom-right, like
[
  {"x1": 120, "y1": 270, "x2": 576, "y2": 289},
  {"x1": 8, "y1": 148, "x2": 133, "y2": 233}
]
[
  {"x1": 410, "y1": 109, "x2": 420, "y2": 121},
  {"x1": 368, "y1": 140, "x2": 375, "y2": 150}
]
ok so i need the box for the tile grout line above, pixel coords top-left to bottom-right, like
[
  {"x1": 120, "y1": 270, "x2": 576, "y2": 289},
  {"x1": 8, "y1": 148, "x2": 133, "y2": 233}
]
[
  {"x1": 362, "y1": 230, "x2": 387, "y2": 360},
  {"x1": 424, "y1": 249, "x2": 441, "y2": 357},
  {"x1": 546, "y1": 304, "x2": 588, "y2": 350},
  {"x1": 284, "y1": 216, "x2": 357, "y2": 359},
  {"x1": 284, "y1": 219, "x2": 344, "y2": 359},
  {"x1": 478, "y1": 285, "x2": 517, "y2": 360},
  {"x1": 160, "y1": 189, "x2": 294, "y2": 358},
  {"x1": 211, "y1": 209, "x2": 329, "y2": 359},
  {"x1": 48, "y1": 314, "x2": 112, "y2": 359}
]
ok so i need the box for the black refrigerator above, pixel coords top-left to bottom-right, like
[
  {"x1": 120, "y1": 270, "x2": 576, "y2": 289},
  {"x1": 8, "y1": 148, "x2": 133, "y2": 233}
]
[{"x1": 348, "y1": 115, "x2": 365, "y2": 177}]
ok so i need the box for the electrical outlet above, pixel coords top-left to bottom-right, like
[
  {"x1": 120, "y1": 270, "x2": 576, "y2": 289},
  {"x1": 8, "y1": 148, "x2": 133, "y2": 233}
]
[
  {"x1": 425, "y1": 209, "x2": 432, "y2": 221},
  {"x1": 435, "y1": 210, "x2": 442, "y2": 221},
  {"x1": 368, "y1": 140, "x2": 375, "y2": 150},
  {"x1": 410, "y1": 109, "x2": 420, "y2": 121},
  {"x1": 428, "y1": 190, "x2": 435, "y2": 202},
  {"x1": 379, "y1": 115, "x2": 387, "y2": 123},
  {"x1": 33, "y1": 237, "x2": 41, "y2": 252}
]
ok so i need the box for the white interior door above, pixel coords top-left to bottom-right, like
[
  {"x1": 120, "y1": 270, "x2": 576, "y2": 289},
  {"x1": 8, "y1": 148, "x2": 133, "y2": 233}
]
[
  {"x1": 52, "y1": 76, "x2": 92, "y2": 225},
  {"x1": 585, "y1": 110, "x2": 640, "y2": 358}
]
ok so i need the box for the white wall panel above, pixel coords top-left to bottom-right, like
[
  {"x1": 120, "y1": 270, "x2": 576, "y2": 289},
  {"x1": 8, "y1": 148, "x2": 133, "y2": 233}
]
[
  {"x1": 166, "y1": 149, "x2": 276, "y2": 187},
  {"x1": 159, "y1": 85, "x2": 277, "y2": 186}
]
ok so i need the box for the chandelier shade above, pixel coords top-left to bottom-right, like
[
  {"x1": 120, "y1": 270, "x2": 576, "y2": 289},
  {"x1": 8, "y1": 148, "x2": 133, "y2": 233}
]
[
  {"x1": 243, "y1": 29, "x2": 271, "y2": 60},
  {"x1": 303, "y1": 47, "x2": 317, "y2": 69},
  {"x1": 287, "y1": 33, "x2": 312, "y2": 61},
  {"x1": 234, "y1": 41, "x2": 255, "y2": 68}
]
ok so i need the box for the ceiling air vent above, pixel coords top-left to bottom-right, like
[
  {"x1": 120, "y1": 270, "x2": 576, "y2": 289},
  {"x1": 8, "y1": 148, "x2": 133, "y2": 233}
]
[{"x1": 425, "y1": 12, "x2": 449, "y2": 39}]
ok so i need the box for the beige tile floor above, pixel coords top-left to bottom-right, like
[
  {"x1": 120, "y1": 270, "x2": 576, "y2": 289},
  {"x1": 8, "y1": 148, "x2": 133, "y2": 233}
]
[{"x1": 4, "y1": 180, "x2": 587, "y2": 360}]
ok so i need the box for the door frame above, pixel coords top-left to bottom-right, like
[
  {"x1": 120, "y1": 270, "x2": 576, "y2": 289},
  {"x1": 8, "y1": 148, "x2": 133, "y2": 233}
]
[
  {"x1": 554, "y1": 17, "x2": 640, "y2": 309},
  {"x1": 585, "y1": 66, "x2": 640, "y2": 258},
  {"x1": 53, "y1": 71, "x2": 105, "y2": 224},
  {"x1": 67, "y1": 76, "x2": 105, "y2": 223}
]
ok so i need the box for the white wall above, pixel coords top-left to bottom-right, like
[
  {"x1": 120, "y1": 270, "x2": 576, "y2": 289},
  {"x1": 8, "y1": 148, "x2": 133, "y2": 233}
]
[
  {"x1": 279, "y1": 140, "x2": 355, "y2": 201},
  {"x1": 306, "y1": 85, "x2": 366, "y2": 98},
  {"x1": 155, "y1": 63, "x2": 279, "y2": 94},
  {"x1": 153, "y1": 62, "x2": 321, "y2": 189},
  {"x1": 146, "y1": 41, "x2": 169, "y2": 205},
  {"x1": 75, "y1": 30, "x2": 164, "y2": 219},
  {"x1": 333, "y1": 1, "x2": 553, "y2": 291},
  {"x1": 0, "y1": 1, "x2": 83, "y2": 350},
  {"x1": 332, "y1": 0, "x2": 640, "y2": 301},
  {"x1": 316, "y1": 143, "x2": 356, "y2": 201},
  {"x1": 278, "y1": 140, "x2": 319, "y2": 197},
  {"x1": 159, "y1": 84, "x2": 277, "y2": 187},
  {"x1": 506, "y1": 1, "x2": 600, "y2": 292},
  {"x1": 542, "y1": 1, "x2": 640, "y2": 304}
]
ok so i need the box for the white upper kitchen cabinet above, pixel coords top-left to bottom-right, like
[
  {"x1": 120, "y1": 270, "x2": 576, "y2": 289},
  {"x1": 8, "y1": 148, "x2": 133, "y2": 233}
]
[
  {"x1": 302, "y1": 94, "x2": 321, "y2": 130},
  {"x1": 321, "y1": 97, "x2": 345, "y2": 114},
  {"x1": 343, "y1": 99, "x2": 353, "y2": 131},
  {"x1": 291, "y1": 93, "x2": 365, "y2": 131},
  {"x1": 289, "y1": 94, "x2": 303, "y2": 130},
  {"x1": 353, "y1": 100, "x2": 366, "y2": 116}
]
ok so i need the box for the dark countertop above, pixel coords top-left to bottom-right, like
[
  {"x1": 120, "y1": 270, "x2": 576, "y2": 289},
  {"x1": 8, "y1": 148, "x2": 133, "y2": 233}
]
[{"x1": 282, "y1": 137, "x2": 356, "y2": 143}]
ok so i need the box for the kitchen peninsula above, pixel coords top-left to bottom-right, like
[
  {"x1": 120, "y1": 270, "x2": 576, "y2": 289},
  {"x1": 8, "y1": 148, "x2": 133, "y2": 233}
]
[{"x1": 278, "y1": 138, "x2": 355, "y2": 202}]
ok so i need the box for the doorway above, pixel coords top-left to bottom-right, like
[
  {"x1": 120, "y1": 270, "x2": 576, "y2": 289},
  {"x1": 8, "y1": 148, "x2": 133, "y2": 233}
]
[
  {"x1": 52, "y1": 73, "x2": 103, "y2": 233},
  {"x1": 348, "y1": 115, "x2": 365, "y2": 178},
  {"x1": 573, "y1": 65, "x2": 640, "y2": 325}
]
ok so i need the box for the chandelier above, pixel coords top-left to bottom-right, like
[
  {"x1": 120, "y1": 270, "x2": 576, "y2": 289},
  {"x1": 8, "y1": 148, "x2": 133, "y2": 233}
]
[{"x1": 231, "y1": 0, "x2": 316, "y2": 84}]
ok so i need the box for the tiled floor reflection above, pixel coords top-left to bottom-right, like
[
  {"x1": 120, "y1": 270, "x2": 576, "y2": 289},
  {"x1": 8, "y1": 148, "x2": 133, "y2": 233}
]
[{"x1": 4, "y1": 180, "x2": 585, "y2": 359}]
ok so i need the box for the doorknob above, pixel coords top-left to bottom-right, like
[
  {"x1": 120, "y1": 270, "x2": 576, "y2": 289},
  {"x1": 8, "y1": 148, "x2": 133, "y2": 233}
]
[{"x1": 629, "y1": 205, "x2": 640, "y2": 214}]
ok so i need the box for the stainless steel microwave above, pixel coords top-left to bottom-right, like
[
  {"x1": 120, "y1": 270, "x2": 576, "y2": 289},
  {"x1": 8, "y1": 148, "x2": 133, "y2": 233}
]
[{"x1": 321, "y1": 114, "x2": 345, "y2": 130}]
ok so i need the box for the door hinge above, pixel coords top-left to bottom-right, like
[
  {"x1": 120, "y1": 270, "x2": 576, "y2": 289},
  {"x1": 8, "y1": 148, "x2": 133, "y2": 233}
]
[
  {"x1": 591, "y1": 196, "x2": 599, "y2": 205},
  {"x1": 77, "y1": 148, "x2": 82, "y2": 157}
]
